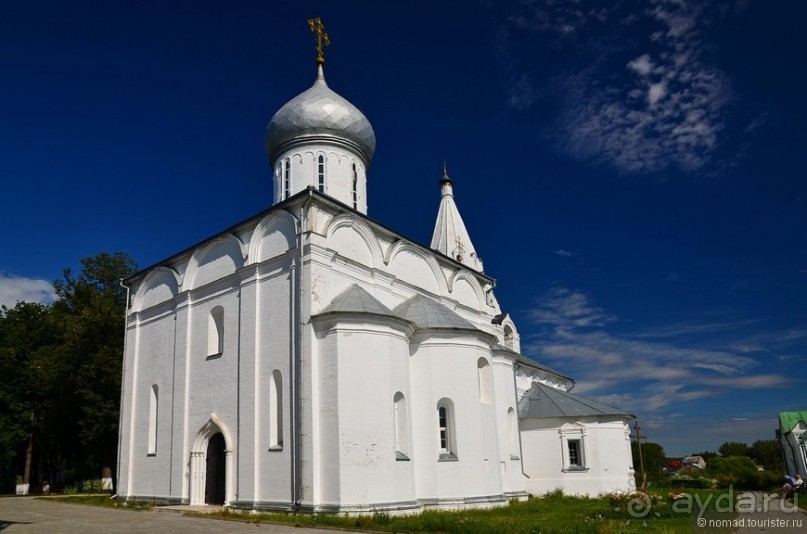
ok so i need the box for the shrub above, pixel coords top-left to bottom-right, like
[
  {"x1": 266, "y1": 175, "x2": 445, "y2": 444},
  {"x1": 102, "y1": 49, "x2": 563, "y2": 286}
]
[{"x1": 706, "y1": 456, "x2": 765, "y2": 489}]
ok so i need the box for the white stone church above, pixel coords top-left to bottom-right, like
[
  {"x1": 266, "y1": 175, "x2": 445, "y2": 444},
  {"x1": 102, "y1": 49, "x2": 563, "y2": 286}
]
[{"x1": 117, "y1": 45, "x2": 636, "y2": 512}]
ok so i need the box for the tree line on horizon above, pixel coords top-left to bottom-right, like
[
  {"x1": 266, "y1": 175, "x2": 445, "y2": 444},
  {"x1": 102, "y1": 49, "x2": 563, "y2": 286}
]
[
  {"x1": 0, "y1": 252, "x2": 136, "y2": 493},
  {"x1": 633, "y1": 439, "x2": 786, "y2": 490}
]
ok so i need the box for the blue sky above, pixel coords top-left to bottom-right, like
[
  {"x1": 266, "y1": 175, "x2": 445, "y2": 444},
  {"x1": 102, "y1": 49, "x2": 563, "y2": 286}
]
[{"x1": 1, "y1": 0, "x2": 805, "y2": 457}]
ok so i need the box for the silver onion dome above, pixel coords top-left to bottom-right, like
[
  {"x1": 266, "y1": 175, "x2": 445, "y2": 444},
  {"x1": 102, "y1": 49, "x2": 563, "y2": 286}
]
[{"x1": 265, "y1": 66, "x2": 376, "y2": 166}]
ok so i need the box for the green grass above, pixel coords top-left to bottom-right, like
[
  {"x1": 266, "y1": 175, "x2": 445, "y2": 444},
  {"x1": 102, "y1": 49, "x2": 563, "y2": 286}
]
[
  {"x1": 43, "y1": 494, "x2": 153, "y2": 511},
  {"x1": 194, "y1": 490, "x2": 738, "y2": 534}
]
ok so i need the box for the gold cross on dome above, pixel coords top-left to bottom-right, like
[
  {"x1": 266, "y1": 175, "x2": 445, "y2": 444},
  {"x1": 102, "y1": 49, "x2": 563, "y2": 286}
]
[{"x1": 307, "y1": 17, "x2": 330, "y2": 65}]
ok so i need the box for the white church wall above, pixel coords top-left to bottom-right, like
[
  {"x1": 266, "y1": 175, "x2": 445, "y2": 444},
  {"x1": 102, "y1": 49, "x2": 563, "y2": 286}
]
[
  {"x1": 233, "y1": 269, "x2": 260, "y2": 506},
  {"x1": 253, "y1": 262, "x2": 296, "y2": 506},
  {"x1": 184, "y1": 282, "x2": 241, "y2": 499},
  {"x1": 519, "y1": 417, "x2": 634, "y2": 497},
  {"x1": 124, "y1": 311, "x2": 177, "y2": 501},
  {"x1": 309, "y1": 315, "x2": 414, "y2": 511},
  {"x1": 408, "y1": 333, "x2": 505, "y2": 506},
  {"x1": 324, "y1": 318, "x2": 415, "y2": 510},
  {"x1": 491, "y1": 354, "x2": 526, "y2": 497}
]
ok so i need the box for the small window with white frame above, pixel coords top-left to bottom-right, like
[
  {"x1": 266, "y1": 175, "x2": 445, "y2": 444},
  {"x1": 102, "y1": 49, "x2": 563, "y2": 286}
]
[
  {"x1": 437, "y1": 398, "x2": 457, "y2": 461},
  {"x1": 560, "y1": 423, "x2": 588, "y2": 471}
]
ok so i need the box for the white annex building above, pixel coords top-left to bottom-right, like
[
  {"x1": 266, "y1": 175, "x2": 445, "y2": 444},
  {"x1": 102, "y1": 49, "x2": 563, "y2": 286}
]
[{"x1": 117, "y1": 35, "x2": 636, "y2": 512}]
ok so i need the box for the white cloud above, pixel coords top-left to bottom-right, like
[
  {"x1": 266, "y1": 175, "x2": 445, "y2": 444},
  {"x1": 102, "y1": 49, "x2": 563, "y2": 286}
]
[
  {"x1": 647, "y1": 81, "x2": 667, "y2": 104},
  {"x1": 527, "y1": 287, "x2": 616, "y2": 329},
  {"x1": 524, "y1": 286, "x2": 789, "y2": 412},
  {"x1": 496, "y1": 0, "x2": 735, "y2": 173},
  {"x1": 627, "y1": 54, "x2": 655, "y2": 76},
  {"x1": 0, "y1": 273, "x2": 56, "y2": 308},
  {"x1": 553, "y1": 248, "x2": 575, "y2": 257}
]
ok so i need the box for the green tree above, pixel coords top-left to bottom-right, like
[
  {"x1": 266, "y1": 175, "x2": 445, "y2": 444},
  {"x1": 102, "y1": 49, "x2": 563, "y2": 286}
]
[
  {"x1": 51, "y1": 252, "x2": 137, "y2": 483},
  {"x1": 632, "y1": 441, "x2": 666, "y2": 484},
  {"x1": 0, "y1": 302, "x2": 61, "y2": 489},
  {"x1": 718, "y1": 441, "x2": 750, "y2": 457},
  {"x1": 749, "y1": 439, "x2": 784, "y2": 473},
  {"x1": 706, "y1": 455, "x2": 780, "y2": 490}
]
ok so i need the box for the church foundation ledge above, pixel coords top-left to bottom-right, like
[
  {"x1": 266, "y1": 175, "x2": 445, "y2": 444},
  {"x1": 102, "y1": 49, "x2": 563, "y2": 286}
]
[
  {"x1": 418, "y1": 493, "x2": 509, "y2": 510},
  {"x1": 503, "y1": 490, "x2": 529, "y2": 501},
  {"x1": 229, "y1": 500, "x2": 296, "y2": 512},
  {"x1": 119, "y1": 494, "x2": 185, "y2": 506},
  {"x1": 295, "y1": 499, "x2": 422, "y2": 515},
  {"x1": 225, "y1": 494, "x2": 511, "y2": 516}
]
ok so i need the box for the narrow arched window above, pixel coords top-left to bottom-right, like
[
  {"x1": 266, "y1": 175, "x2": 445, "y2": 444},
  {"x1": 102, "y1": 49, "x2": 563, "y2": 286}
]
[
  {"x1": 507, "y1": 407, "x2": 520, "y2": 460},
  {"x1": 148, "y1": 385, "x2": 158, "y2": 455},
  {"x1": 269, "y1": 370, "x2": 283, "y2": 449},
  {"x1": 208, "y1": 306, "x2": 224, "y2": 356},
  {"x1": 352, "y1": 163, "x2": 358, "y2": 209},
  {"x1": 437, "y1": 399, "x2": 457, "y2": 461},
  {"x1": 504, "y1": 325, "x2": 514, "y2": 350},
  {"x1": 317, "y1": 155, "x2": 325, "y2": 193},
  {"x1": 393, "y1": 392, "x2": 410, "y2": 460},
  {"x1": 283, "y1": 158, "x2": 291, "y2": 199},
  {"x1": 477, "y1": 358, "x2": 492, "y2": 404}
]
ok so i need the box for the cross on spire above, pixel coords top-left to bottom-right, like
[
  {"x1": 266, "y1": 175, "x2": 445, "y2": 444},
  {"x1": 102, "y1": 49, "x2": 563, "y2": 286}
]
[{"x1": 307, "y1": 17, "x2": 330, "y2": 65}]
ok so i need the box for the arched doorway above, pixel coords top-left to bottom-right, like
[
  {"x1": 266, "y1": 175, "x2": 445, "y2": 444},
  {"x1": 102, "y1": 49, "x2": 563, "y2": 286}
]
[
  {"x1": 189, "y1": 415, "x2": 233, "y2": 506},
  {"x1": 205, "y1": 433, "x2": 226, "y2": 505}
]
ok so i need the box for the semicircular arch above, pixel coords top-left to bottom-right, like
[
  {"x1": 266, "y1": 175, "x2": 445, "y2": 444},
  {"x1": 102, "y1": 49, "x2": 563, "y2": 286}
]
[
  {"x1": 247, "y1": 210, "x2": 298, "y2": 265},
  {"x1": 132, "y1": 266, "x2": 182, "y2": 312},
  {"x1": 447, "y1": 270, "x2": 486, "y2": 311},
  {"x1": 185, "y1": 234, "x2": 246, "y2": 291},
  {"x1": 324, "y1": 214, "x2": 383, "y2": 268},
  {"x1": 384, "y1": 240, "x2": 447, "y2": 296}
]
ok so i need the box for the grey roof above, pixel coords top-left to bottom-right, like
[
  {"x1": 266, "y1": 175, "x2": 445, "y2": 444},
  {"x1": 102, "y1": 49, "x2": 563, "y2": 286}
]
[
  {"x1": 393, "y1": 295, "x2": 477, "y2": 331},
  {"x1": 518, "y1": 382, "x2": 633, "y2": 419},
  {"x1": 516, "y1": 354, "x2": 572, "y2": 382},
  {"x1": 265, "y1": 66, "x2": 376, "y2": 165},
  {"x1": 317, "y1": 284, "x2": 396, "y2": 318}
]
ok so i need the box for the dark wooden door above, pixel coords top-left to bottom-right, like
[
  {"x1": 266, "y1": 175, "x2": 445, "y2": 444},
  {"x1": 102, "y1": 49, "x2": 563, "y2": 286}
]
[{"x1": 205, "y1": 433, "x2": 225, "y2": 504}]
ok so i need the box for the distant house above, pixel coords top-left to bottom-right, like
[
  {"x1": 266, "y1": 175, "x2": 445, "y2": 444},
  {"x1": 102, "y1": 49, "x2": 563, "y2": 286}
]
[
  {"x1": 680, "y1": 455, "x2": 706, "y2": 471},
  {"x1": 778, "y1": 411, "x2": 807, "y2": 478}
]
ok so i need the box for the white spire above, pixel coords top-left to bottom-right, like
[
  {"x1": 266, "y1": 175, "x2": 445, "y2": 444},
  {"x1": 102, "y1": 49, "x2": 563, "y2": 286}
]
[{"x1": 430, "y1": 164, "x2": 484, "y2": 272}]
